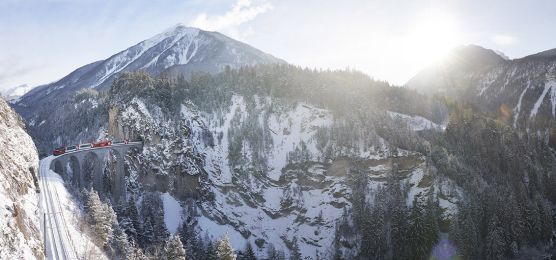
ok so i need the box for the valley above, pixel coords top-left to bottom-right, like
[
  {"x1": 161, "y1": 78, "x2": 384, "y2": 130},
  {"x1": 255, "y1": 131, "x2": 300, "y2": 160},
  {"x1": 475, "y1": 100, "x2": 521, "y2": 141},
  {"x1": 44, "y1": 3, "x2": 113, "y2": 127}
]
[{"x1": 1, "y1": 6, "x2": 556, "y2": 259}]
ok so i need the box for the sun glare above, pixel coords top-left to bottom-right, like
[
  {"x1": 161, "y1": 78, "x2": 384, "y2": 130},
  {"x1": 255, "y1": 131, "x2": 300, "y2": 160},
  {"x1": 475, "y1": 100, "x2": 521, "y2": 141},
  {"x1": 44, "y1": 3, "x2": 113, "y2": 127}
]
[{"x1": 404, "y1": 13, "x2": 461, "y2": 65}]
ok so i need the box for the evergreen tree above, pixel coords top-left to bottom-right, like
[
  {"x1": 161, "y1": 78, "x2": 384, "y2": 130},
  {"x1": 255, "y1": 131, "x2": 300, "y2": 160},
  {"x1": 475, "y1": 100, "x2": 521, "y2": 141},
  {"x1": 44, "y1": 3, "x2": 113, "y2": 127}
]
[
  {"x1": 153, "y1": 209, "x2": 169, "y2": 245},
  {"x1": 164, "y1": 235, "x2": 187, "y2": 260},
  {"x1": 127, "y1": 240, "x2": 148, "y2": 260},
  {"x1": 407, "y1": 197, "x2": 437, "y2": 260},
  {"x1": 83, "y1": 189, "x2": 115, "y2": 247},
  {"x1": 141, "y1": 216, "x2": 155, "y2": 247},
  {"x1": 205, "y1": 240, "x2": 218, "y2": 260},
  {"x1": 111, "y1": 223, "x2": 130, "y2": 259},
  {"x1": 485, "y1": 216, "x2": 505, "y2": 260},
  {"x1": 289, "y1": 237, "x2": 302, "y2": 260},
  {"x1": 216, "y1": 232, "x2": 236, "y2": 260},
  {"x1": 125, "y1": 196, "x2": 142, "y2": 241},
  {"x1": 178, "y1": 218, "x2": 202, "y2": 258},
  {"x1": 267, "y1": 243, "x2": 286, "y2": 260},
  {"x1": 451, "y1": 199, "x2": 481, "y2": 260},
  {"x1": 242, "y1": 242, "x2": 257, "y2": 260}
]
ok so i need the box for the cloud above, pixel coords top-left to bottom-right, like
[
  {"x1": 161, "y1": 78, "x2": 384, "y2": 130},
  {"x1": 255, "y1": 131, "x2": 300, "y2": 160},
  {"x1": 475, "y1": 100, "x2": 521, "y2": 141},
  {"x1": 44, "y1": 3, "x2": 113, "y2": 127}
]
[
  {"x1": 491, "y1": 34, "x2": 517, "y2": 45},
  {"x1": 190, "y1": 0, "x2": 272, "y2": 35},
  {"x1": 0, "y1": 55, "x2": 36, "y2": 90}
]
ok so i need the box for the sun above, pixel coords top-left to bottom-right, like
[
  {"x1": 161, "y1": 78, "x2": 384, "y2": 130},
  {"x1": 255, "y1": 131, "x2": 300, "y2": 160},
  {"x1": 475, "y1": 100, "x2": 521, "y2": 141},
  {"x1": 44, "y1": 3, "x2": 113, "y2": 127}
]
[{"x1": 405, "y1": 13, "x2": 461, "y2": 65}]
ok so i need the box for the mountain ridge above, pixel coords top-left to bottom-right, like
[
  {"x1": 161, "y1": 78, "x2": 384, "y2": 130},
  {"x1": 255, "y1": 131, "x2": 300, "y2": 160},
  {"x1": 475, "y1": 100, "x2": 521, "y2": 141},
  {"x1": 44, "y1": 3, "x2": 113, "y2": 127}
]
[{"x1": 13, "y1": 25, "x2": 285, "y2": 152}]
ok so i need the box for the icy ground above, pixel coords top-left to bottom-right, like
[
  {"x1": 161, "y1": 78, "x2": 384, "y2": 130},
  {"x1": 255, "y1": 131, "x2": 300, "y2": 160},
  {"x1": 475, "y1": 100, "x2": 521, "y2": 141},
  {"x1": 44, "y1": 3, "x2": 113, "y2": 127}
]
[{"x1": 40, "y1": 156, "x2": 106, "y2": 260}]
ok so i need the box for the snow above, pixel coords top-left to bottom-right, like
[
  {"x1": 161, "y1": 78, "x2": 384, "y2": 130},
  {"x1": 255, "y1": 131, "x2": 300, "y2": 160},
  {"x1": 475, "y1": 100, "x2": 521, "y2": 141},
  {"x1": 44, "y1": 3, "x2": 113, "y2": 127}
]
[
  {"x1": 92, "y1": 26, "x2": 199, "y2": 88},
  {"x1": 1, "y1": 84, "x2": 33, "y2": 99},
  {"x1": 266, "y1": 102, "x2": 332, "y2": 180},
  {"x1": 406, "y1": 167, "x2": 426, "y2": 207},
  {"x1": 125, "y1": 94, "x2": 458, "y2": 259},
  {"x1": 529, "y1": 80, "x2": 556, "y2": 118},
  {"x1": 513, "y1": 81, "x2": 530, "y2": 127},
  {"x1": 40, "y1": 156, "x2": 107, "y2": 259},
  {"x1": 0, "y1": 98, "x2": 42, "y2": 259},
  {"x1": 201, "y1": 95, "x2": 246, "y2": 184},
  {"x1": 549, "y1": 81, "x2": 556, "y2": 117},
  {"x1": 387, "y1": 111, "x2": 443, "y2": 131},
  {"x1": 161, "y1": 192, "x2": 183, "y2": 234}
]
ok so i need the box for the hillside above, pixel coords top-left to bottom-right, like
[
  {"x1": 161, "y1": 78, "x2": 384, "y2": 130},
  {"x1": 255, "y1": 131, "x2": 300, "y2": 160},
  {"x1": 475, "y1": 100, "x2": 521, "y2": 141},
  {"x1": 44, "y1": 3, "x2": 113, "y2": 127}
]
[
  {"x1": 407, "y1": 45, "x2": 556, "y2": 141},
  {"x1": 13, "y1": 25, "x2": 284, "y2": 155},
  {"x1": 0, "y1": 97, "x2": 42, "y2": 259}
]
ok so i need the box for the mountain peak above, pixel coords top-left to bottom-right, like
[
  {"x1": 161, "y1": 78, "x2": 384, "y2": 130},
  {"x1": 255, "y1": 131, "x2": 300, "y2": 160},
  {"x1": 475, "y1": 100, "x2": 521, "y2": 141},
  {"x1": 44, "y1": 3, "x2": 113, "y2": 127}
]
[
  {"x1": 15, "y1": 23, "x2": 283, "y2": 117},
  {"x1": 446, "y1": 45, "x2": 506, "y2": 66},
  {"x1": 523, "y1": 47, "x2": 556, "y2": 60},
  {"x1": 162, "y1": 23, "x2": 199, "y2": 34},
  {"x1": 406, "y1": 44, "x2": 505, "y2": 94}
]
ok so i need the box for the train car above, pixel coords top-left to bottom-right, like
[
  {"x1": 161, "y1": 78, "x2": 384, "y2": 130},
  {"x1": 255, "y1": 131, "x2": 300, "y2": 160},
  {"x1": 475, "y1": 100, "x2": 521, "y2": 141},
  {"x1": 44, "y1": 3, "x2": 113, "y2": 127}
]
[
  {"x1": 52, "y1": 147, "x2": 66, "y2": 156},
  {"x1": 80, "y1": 143, "x2": 91, "y2": 149},
  {"x1": 92, "y1": 140, "x2": 112, "y2": 148},
  {"x1": 113, "y1": 139, "x2": 129, "y2": 145},
  {"x1": 66, "y1": 145, "x2": 78, "y2": 152}
]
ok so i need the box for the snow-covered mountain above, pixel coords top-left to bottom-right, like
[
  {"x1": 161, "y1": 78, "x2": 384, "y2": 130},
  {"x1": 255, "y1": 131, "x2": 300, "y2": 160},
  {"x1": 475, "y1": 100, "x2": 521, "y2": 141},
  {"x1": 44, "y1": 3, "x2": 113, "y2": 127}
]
[
  {"x1": 0, "y1": 97, "x2": 42, "y2": 259},
  {"x1": 1, "y1": 84, "x2": 33, "y2": 102},
  {"x1": 13, "y1": 24, "x2": 284, "y2": 133},
  {"x1": 11, "y1": 23, "x2": 556, "y2": 258},
  {"x1": 407, "y1": 45, "x2": 556, "y2": 136}
]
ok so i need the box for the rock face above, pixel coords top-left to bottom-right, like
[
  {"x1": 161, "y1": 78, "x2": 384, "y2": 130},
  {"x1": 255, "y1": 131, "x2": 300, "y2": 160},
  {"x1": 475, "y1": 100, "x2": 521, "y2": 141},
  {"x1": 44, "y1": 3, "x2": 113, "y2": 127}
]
[
  {"x1": 13, "y1": 25, "x2": 284, "y2": 154},
  {"x1": 0, "y1": 97, "x2": 42, "y2": 259},
  {"x1": 94, "y1": 70, "x2": 454, "y2": 258},
  {"x1": 407, "y1": 45, "x2": 556, "y2": 136}
]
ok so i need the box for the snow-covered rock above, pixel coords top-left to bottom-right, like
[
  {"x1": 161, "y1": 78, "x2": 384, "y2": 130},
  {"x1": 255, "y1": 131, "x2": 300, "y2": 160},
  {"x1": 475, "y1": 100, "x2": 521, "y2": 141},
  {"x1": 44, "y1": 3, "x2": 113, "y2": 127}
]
[
  {"x1": 0, "y1": 97, "x2": 42, "y2": 259},
  {"x1": 407, "y1": 44, "x2": 556, "y2": 135},
  {"x1": 108, "y1": 91, "x2": 451, "y2": 259}
]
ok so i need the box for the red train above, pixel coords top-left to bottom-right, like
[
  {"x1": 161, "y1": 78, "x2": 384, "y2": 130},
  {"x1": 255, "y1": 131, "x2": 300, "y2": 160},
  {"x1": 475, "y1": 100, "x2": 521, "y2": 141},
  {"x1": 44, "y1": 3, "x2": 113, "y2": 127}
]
[
  {"x1": 92, "y1": 140, "x2": 112, "y2": 148},
  {"x1": 51, "y1": 139, "x2": 129, "y2": 156}
]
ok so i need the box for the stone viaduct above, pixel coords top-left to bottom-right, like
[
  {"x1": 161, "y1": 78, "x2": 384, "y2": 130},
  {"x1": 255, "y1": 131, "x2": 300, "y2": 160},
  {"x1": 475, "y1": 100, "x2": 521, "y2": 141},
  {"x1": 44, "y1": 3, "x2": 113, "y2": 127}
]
[{"x1": 49, "y1": 142, "x2": 142, "y2": 203}]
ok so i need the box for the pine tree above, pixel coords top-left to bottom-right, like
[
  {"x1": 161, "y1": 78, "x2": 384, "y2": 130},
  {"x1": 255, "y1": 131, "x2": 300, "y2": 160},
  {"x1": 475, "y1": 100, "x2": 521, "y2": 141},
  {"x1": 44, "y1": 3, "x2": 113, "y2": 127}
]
[
  {"x1": 153, "y1": 208, "x2": 169, "y2": 245},
  {"x1": 205, "y1": 240, "x2": 218, "y2": 260},
  {"x1": 127, "y1": 240, "x2": 148, "y2": 260},
  {"x1": 267, "y1": 243, "x2": 279, "y2": 260},
  {"x1": 98, "y1": 202, "x2": 117, "y2": 247},
  {"x1": 125, "y1": 196, "x2": 142, "y2": 241},
  {"x1": 242, "y1": 242, "x2": 256, "y2": 260},
  {"x1": 83, "y1": 189, "x2": 115, "y2": 247},
  {"x1": 407, "y1": 197, "x2": 436, "y2": 260},
  {"x1": 451, "y1": 199, "x2": 481, "y2": 260},
  {"x1": 178, "y1": 218, "x2": 201, "y2": 258},
  {"x1": 485, "y1": 216, "x2": 505, "y2": 260},
  {"x1": 290, "y1": 237, "x2": 302, "y2": 260},
  {"x1": 216, "y1": 232, "x2": 236, "y2": 260},
  {"x1": 164, "y1": 235, "x2": 187, "y2": 260},
  {"x1": 141, "y1": 216, "x2": 155, "y2": 247},
  {"x1": 111, "y1": 223, "x2": 130, "y2": 259}
]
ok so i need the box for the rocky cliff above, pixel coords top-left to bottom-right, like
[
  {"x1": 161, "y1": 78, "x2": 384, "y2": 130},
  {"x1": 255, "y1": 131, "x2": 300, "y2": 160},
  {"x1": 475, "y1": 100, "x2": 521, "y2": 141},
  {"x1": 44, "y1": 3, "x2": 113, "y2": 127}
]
[{"x1": 0, "y1": 97, "x2": 42, "y2": 259}]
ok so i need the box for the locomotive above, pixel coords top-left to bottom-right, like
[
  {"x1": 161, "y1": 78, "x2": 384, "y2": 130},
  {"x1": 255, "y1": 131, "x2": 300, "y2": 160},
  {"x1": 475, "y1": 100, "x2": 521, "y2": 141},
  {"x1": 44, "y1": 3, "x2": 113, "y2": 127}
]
[{"x1": 51, "y1": 139, "x2": 129, "y2": 156}]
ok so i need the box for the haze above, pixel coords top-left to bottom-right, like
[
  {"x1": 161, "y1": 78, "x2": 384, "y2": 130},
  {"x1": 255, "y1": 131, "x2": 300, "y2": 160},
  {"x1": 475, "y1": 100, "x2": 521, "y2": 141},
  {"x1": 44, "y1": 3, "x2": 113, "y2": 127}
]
[{"x1": 1, "y1": 0, "x2": 555, "y2": 91}]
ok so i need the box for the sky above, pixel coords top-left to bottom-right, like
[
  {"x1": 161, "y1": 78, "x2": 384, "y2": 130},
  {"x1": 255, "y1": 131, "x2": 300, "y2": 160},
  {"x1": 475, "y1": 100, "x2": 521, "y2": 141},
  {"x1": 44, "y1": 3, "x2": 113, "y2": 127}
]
[{"x1": 1, "y1": 0, "x2": 555, "y2": 92}]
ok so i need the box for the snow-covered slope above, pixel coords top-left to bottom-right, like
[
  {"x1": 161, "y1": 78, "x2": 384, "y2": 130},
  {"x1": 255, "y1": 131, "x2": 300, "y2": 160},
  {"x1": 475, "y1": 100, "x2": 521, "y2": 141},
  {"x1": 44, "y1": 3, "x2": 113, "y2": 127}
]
[
  {"x1": 14, "y1": 24, "x2": 284, "y2": 152},
  {"x1": 407, "y1": 45, "x2": 556, "y2": 135},
  {"x1": 109, "y1": 91, "x2": 457, "y2": 259},
  {"x1": 0, "y1": 97, "x2": 42, "y2": 259}
]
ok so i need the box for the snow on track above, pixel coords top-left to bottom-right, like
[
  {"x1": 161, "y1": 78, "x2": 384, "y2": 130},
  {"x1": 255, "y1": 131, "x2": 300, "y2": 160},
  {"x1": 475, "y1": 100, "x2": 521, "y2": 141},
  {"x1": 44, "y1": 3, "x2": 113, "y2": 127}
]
[
  {"x1": 40, "y1": 156, "x2": 74, "y2": 260},
  {"x1": 40, "y1": 156, "x2": 107, "y2": 260}
]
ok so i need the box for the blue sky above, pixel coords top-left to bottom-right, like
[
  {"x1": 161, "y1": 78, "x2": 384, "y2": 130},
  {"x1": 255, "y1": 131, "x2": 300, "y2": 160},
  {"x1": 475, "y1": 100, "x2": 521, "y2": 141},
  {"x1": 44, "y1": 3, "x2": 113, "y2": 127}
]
[{"x1": 1, "y1": 0, "x2": 555, "y2": 91}]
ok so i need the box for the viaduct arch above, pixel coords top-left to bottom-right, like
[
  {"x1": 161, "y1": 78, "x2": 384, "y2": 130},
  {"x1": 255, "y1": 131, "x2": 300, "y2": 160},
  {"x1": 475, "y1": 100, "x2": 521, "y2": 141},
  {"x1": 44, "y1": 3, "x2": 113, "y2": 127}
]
[{"x1": 49, "y1": 142, "x2": 142, "y2": 204}]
